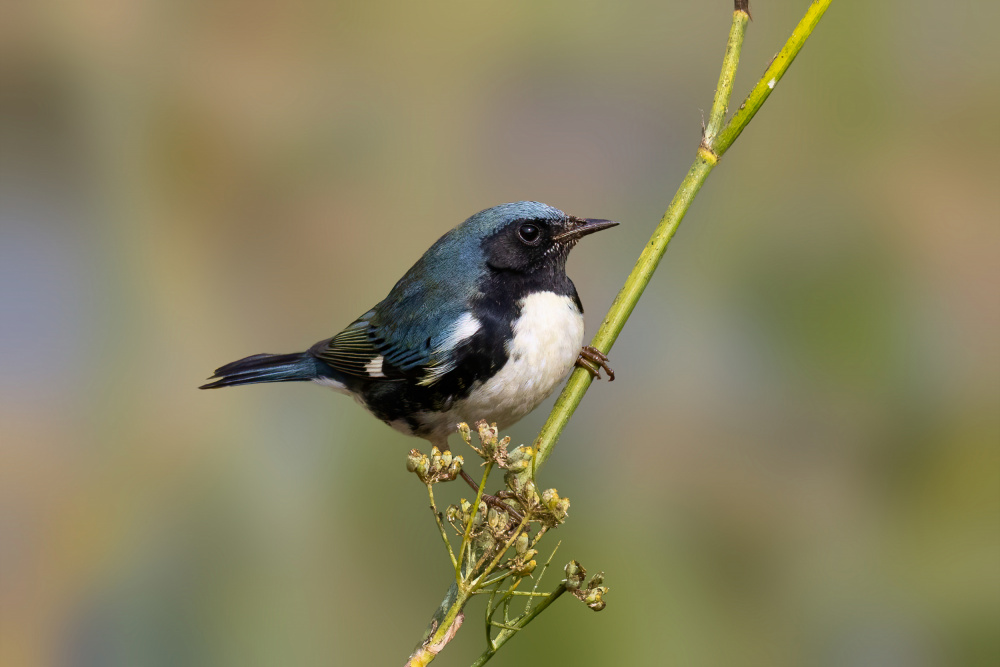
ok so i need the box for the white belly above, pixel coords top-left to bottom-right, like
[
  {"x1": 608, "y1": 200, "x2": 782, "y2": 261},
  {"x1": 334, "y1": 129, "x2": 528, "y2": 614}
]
[
  {"x1": 316, "y1": 291, "x2": 585, "y2": 443},
  {"x1": 442, "y1": 291, "x2": 584, "y2": 432}
]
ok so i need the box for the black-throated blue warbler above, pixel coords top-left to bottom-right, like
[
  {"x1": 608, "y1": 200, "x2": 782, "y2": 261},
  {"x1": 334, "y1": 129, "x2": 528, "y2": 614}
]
[{"x1": 201, "y1": 202, "x2": 617, "y2": 479}]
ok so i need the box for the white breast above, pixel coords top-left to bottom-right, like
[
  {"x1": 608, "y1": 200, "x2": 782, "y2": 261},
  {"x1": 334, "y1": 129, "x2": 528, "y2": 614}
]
[{"x1": 446, "y1": 291, "x2": 584, "y2": 431}]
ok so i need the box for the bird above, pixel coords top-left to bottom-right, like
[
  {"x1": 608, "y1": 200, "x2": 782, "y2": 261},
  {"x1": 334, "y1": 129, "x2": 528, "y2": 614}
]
[{"x1": 200, "y1": 201, "x2": 617, "y2": 487}]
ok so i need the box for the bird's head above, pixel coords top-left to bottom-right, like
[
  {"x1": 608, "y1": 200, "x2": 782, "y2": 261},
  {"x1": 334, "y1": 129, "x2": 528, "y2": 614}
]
[
  {"x1": 466, "y1": 202, "x2": 618, "y2": 276},
  {"x1": 389, "y1": 202, "x2": 618, "y2": 304}
]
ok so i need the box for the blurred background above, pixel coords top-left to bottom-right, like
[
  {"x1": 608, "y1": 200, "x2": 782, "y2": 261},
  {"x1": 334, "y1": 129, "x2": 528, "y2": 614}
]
[{"x1": 1, "y1": 1, "x2": 997, "y2": 665}]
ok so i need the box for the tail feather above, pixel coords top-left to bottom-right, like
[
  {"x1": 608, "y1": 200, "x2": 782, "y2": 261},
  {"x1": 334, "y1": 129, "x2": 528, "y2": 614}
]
[{"x1": 200, "y1": 352, "x2": 318, "y2": 389}]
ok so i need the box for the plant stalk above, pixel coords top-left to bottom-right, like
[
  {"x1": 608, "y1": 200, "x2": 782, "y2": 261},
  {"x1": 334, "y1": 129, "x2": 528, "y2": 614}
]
[
  {"x1": 714, "y1": 0, "x2": 833, "y2": 155},
  {"x1": 704, "y1": 2, "x2": 750, "y2": 145},
  {"x1": 532, "y1": 0, "x2": 832, "y2": 477},
  {"x1": 469, "y1": 586, "x2": 569, "y2": 667}
]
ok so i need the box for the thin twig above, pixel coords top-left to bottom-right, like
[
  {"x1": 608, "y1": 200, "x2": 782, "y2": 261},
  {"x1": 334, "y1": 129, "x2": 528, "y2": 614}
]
[
  {"x1": 703, "y1": 2, "x2": 750, "y2": 145},
  {"x1": 476, "y1": 571, "x2": 512, "y2": 590},
  {"x1": 715, "y1": 0, "x2": 833, "y2": 155},
  {"x1": 469, "y1": 586, "x2": 569, "y2": 667},
  {"x1": 470, "y1": 516, "x2": 530, "y2": 589},
  {"x1": 484, "y1": 581, "x2": 501, "y2": 647},
  {"x1": 524, "y1": 540, "x2": 561, "y2": 616},
  {"x1": 475, "y1": 590, "x2": 552, "y2": 598},
  {"x1": 427, "y1": 484, "x2": 458, "y2": 569},
  {"x1": 456, "y1": 461, "x2": 493, "y2": 582}
]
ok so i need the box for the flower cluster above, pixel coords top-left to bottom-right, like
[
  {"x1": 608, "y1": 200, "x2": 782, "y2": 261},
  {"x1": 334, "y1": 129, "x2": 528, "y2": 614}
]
[
  {"x1": 564, "y1": 560, "x2": 609, "y2": 611},
  {"x1": 406, "y1": 446, "x2": 463, "y2": 484}
]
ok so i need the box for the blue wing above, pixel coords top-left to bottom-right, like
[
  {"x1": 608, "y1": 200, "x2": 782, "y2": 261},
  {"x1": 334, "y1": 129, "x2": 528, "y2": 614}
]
[{"x1": 312, "y1": 280, "x2": 482, "y2": 386}]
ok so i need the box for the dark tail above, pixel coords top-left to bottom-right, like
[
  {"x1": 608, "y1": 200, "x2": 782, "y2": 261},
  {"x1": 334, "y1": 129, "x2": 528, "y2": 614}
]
[{"x1": 200, "y1": 352, "x2": 320, "y2": 389}]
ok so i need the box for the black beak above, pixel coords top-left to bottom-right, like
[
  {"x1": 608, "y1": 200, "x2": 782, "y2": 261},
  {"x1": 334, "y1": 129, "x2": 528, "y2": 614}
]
[{"x1": 554, "y1": 216, "x2": 620, "y2": 242}]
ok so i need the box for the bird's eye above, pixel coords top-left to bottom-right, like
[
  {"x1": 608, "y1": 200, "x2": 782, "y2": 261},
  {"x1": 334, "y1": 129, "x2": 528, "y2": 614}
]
[{"x1": 518, "y1": 223, "x2": 542, "y2": 245}]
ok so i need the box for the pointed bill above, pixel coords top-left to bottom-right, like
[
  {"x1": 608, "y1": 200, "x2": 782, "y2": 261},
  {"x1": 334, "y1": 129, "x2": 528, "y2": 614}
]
[{"x1": 554, "y1": 217, "x2": 620, "y2": 242}]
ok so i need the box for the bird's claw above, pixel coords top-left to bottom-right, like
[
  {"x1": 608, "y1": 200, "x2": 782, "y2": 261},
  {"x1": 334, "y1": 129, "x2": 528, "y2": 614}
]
[{"x1": 575, "y1": 345, "x2": 615, "y2": 381}]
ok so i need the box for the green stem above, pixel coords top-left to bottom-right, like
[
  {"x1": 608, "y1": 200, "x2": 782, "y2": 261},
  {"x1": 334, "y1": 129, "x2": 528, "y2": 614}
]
[
  {"x1": 489, "y1": 577, "x2": 523, "y2": 625},
  {"x1": 428, "y1": 484, "x2": 458, "y2": 569},
  {"x1": 714, "y1": 0, "x2": 833, "y2": 156},
  {"x1": 485, "y1": 582, "x2": 502, "y2": 647},
  {"x1": 469, "y1": 586, "x2": 569, "y2": 667},
  {"x1": 532, "y1": 0, "x2": 833, "y2": 477},
  {"x1": 405, "y1": 582, "x2": 470, "y2": 667},
  {"x1": 704, "y1": 2, "x2": 750, "y2": 144},
  {"x1": 456, "y1": 462, "x2": 493, "y2": 582},
  {"x1": 476, "y1": 572, "x2": 512, "y2": 590},
  {"x1": 477, "y1": 590, "x2": 551, "y2": 597},
  {"x1": 533, "y1": 149, "x2": 716, "y2": 474},
  {"x1": 523, "y1": 539, "x2": 560, "y2": 616},
  {"x1": 471, "y1": 516, "x2": 530, "y2": 589}
]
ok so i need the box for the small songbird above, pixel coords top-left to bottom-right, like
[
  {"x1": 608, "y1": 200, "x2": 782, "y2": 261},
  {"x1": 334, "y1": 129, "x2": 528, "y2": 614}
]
[{"x1": 201, "y1": 202, "x2": 617, "y2": 465}]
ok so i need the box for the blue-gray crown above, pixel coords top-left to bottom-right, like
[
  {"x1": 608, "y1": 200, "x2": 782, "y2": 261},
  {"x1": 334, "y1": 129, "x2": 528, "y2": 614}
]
[
  {"x1": 460, "y1": 201, "x2": 567, "y2": 237},
  {"x1": 407, "y1": 202, "x2": 566, "y2": 282}
]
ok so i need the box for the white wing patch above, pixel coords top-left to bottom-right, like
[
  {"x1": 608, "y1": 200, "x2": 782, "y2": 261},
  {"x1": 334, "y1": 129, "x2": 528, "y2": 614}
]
[
  {"x1": 364, "y1": 355, "x2": 386, "y2": 378},
  {"x1": 418, "y1": 312, "x2": 482, "y2": 386}
]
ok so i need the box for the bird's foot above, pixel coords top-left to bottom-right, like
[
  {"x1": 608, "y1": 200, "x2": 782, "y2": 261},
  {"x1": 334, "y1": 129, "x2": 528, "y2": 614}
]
[
  {"x1": 576, "y1": 345, "x2": 615, "y2": 381},
  {"x1": 459, "y1": 469, "x2": 524, "y2": 524}
]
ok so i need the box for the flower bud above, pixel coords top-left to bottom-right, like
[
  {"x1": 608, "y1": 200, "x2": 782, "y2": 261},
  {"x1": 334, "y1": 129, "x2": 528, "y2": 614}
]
[
  {"x1": 553, "y1": 497, "x2": 570, "y2": 521},
  {"x1": 477, "y1": 421, "x2": 499, "y2": 452},
  {"x1": 512, "y1": 445, "x2": 532, "y2": 461},
  {"x1": 505, "y1": 445, "x2": 533, "y2": 471},
  {"x1": 583, "y1": 586, "x2": 608, "y2": 611},
  {"x1": 564, "y1": 560, "x2": 586, "y2": 590},
  {"x1": 504, "y1": 471, "x2": 521, "y2": 493},
  {"x1": 515, "y1": 532, "x2": 529, "y2": 556},
  {"x1": 515, "y1": 559, "x2": 536, "y2": 577},
  {"x1": 523, "y1": 481, "x2": 538, "y2": 504}
]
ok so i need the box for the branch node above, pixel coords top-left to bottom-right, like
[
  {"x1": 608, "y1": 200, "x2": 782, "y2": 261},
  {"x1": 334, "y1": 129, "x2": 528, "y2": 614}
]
[{"x1": 697, "y1": 145, "x2": 719, "y2": 166}]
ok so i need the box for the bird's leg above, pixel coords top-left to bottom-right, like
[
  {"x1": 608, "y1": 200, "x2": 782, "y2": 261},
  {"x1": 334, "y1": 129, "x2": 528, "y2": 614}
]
[{"x1": 576, "y1": 345, "x2": 615, "y2": 381}]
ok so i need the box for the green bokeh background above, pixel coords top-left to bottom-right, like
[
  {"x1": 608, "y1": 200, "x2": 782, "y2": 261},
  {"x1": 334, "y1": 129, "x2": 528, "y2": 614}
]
[{"x1": 2, "y1": 2, "x2": 997, "y2": 666}]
